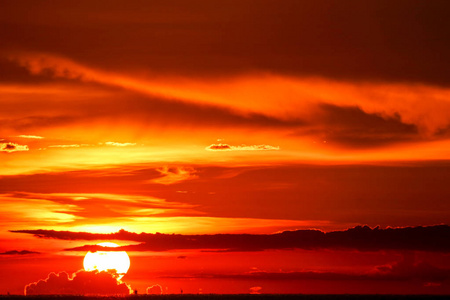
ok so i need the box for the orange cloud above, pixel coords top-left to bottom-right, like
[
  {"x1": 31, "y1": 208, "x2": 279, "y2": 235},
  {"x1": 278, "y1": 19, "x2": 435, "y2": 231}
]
[
  {"x1": 9, "y1": 52, "x2": 450, "y2": 136},
  {"x1": 151, "y1": 166, "x2": 198, "y2": 185},
  {"x1": 1, "y1": 142, "x2": 29, "y2": 153}
]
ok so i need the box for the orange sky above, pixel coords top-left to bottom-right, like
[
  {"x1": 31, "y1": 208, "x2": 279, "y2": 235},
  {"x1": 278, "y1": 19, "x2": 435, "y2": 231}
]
[{"x1": 1, "y1": 0, "x2": 450, "y2": 295}]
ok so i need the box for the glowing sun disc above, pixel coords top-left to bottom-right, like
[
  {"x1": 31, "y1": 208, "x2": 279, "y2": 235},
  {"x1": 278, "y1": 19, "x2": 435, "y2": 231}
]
[{"x1": 83, "y1": 242, "x2": 130, "y2": 276}]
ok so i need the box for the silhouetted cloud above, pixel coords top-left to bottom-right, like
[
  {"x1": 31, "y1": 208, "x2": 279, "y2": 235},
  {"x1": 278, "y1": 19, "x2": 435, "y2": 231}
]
[
  {"x1": 1, "y1": 142, "x2": 29, "y2": 153},
  {"x1": 24, "y1": 270, "x2": 131, "y2": 295},
  {"x1": 0, "y1": 250, "x2": 40, "y2": 255},
  {"x1": 12, "y1": 225, "x2": 450, "y2": 253},
  {"x1": 146, "y1": 284, "x2": 163, "y2": 295},
  {"x1": 206, "y1": 143, "x2": 280, "y2": 151}
]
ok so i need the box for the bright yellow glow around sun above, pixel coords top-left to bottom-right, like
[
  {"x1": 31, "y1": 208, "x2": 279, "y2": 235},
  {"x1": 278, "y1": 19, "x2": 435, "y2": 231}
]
[{"x1": 83, "y1": 242, "x2": 130, "y2": 277}]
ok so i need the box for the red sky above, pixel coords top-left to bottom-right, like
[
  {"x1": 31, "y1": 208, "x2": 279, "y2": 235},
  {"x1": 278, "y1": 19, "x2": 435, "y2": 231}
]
[{"x1": 1, "y1": 0, "x2": 450, "y2": 295}]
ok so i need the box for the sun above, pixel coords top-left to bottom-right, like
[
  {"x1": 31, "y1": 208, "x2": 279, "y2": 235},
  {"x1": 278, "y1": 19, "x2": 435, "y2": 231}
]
[{"x1": 83, "y1": 242, "x2": 130, "y2": 277}]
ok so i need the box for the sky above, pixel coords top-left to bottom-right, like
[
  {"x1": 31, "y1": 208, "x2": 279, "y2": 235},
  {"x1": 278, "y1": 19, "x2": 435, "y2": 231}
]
[{"x1": 1, "y1": 0, "x2": 450, "y2": 295}]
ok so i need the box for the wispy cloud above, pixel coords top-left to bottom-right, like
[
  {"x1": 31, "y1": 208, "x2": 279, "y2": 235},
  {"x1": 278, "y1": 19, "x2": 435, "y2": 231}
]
[
  {"x1": 48, "y1": 144, "x2": 90, "y2": 148},
  {"x1": 16, "y1": 135, "x2": 44, "y2": 139},
  {"x1": 151, "y1": 166, "x2": 198, "y2": 185},
  {"x1": 206, "y1": 143, "x2": 280, "y2": 151},
  {"x1": 104, "y1": 142, "x2": 136, "y2": 147}
]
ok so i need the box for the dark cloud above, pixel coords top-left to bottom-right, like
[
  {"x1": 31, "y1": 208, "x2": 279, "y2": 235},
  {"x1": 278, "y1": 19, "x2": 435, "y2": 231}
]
[
  {"x1": 2, "y1": 1, "x2": 450, "y2": 85},
  {"x1": 0, "y1": 250, "x2": 40, "y2": 255},
  {"x1": 24, "y1": 270, "x2": 131, "y2": 296},
  {"x1": 311, "y1": 104, "x2": 419, "y2": 148},
  {"x1": 12, "y1": 225, "x2": 450, "y2": 253},
  {"x1": 206, "y1": 144, "x2": 232, "y2": 151}
]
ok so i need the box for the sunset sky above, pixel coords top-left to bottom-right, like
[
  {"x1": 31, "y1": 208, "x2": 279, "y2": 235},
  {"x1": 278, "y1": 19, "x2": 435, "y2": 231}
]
[{"x1": 1, "y1": 0, "x2": 450, "y2": 295}]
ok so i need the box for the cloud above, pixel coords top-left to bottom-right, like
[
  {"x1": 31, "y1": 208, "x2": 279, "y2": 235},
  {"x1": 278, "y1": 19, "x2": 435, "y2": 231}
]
[
  {"x1": 151, "y1": 166, "x2": 198, "y2": 185},
  {"x1": 146, "y1": 284, "x2": 163, "y2": 295},
  {"x1": 48, "y1": 144, "x2": 90, "y2": 148},
  {"x1": 1, "y1": 192, "x2": 199, "y2": 229},
  {"x1": 0, "y1": 250, "x2": 40, "y2": 255},
  {"x1": 249, "y1": 286, "x2": 262, "y2": 294},
  {"x1": 24, "y1": 270, "x2": 132, "y2": 296},
  {"x1": 1, "y1": 142, "x2": 29, "y2": 153},
  {"x1": 16, "y1": 135, "x2": 44, "y2": 139},
  {"x1": 206, "y1": 143, "x2": 280, "y2": 151},
  {"x1": 105, "y1": 142, "x2": 136, "y2": 147},
  {"x1": 13, "y1": 225, "x2": 450, "y2": 253}
]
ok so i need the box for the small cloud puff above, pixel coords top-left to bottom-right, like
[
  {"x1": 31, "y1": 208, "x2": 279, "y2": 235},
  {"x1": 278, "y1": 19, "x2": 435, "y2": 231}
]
[
  {"x1": 24, "y1": 270, "x2": 132, "y2": 296},
  {"x1": 146, "y1": 284, "x2": 163, "y2": 295},
  {"x1": 250, "y1": 286, "x2": 262, "y2": 294},
  {"x1": 105, "y1": 142, "x2": 136, "y2": 147},
  {"x1": 1, "y1": 142, "x2": 29, "y2": 153},
  {"x1": 206, "y1": 143, "x2": 279, "y2": 151}
]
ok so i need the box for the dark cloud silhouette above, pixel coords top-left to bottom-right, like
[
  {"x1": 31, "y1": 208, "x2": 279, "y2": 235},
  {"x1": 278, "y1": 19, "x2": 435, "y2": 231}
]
[
  {"x1": 146, "y1": 284, "x2": 163, "y2": 295},
  {"x1": 310, "y1": 104, "x2": 419, "y2": 148},
  {"x1": 24, "y1": 270, "x2": 131, "y2": 295},
  {"x1": 0, "y1": 250, "x2": 40, "y2": 255},
  {"x1": 12, "y1": 225, "x2": 450, "y2": 253}
]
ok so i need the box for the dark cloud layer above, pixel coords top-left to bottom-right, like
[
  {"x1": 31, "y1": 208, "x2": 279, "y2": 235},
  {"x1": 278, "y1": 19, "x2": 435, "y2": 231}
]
[
  {"x1": 25, "y1": 270, "x2": 131, "y2": 296},
  {"x1": 0, "y1": 250, "x2": 40, "y2": 255},
  {"x1": 12, "y1": 225, "x2": 450, "y2": 253},
  {"x1": 2, "y1": 1, "x2": 450, "y2": 85}
]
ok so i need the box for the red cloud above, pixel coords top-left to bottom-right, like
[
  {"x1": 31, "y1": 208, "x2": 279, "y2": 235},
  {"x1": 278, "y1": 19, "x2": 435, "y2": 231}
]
[
  {"x1": 146, "y1": 284, "x2": 163, "y2": 295},
  {"x1": 24, "y1": 270, "x2": 132, "y2": 295}
]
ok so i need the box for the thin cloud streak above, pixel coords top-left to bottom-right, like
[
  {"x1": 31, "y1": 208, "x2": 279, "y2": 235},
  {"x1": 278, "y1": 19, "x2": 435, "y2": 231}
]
[{"x1": 206, "y1": 143, "x2": 280, "y2": 151}]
